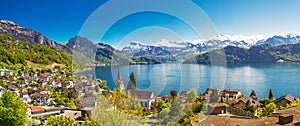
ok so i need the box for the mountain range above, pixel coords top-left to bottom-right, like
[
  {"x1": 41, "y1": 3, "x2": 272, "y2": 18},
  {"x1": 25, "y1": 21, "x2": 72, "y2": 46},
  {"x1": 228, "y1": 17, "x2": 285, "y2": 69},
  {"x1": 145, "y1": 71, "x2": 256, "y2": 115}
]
[
  {"x1": 121, "y1": 33, "x2": 300, "y2": 62},
  {"x1": 1, "y1": 19, "x2": 300, "y2": 67},
  {"x1": 183, "y1": 43, "x2": 300, "y2": 64},
  {"x1": 0, "y1": 20, "x2": 161, "y2": 69}
]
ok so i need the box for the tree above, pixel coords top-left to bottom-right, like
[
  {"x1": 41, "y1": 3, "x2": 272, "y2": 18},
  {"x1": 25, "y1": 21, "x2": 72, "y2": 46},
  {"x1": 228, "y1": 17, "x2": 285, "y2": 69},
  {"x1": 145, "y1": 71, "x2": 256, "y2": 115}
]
[
  {"x1": 168, "y1": 98, "x2": 184, "y2": 125},
  {"x1": 243, "y1": 100, "x2": 255, "y2": 113},
  {"x1": 127, "y1": 72, "x2": 137, "y2": 90},
  {"x1": 156, "y1": 100, "x2": 170, "y2": 112},
  {"x1": 259, "y1": 98, "x2": 272, "y2": 108},
  {"x1": 99, "y1": 80, "x2": 107, "y2": 88},
  {"x1": 55, "y1": 96, "x2": 65, "y2": 105},
  {"x1": 192, "y1": 101, "x2": 205, "y2": 113},
  {"x1": 210, "y1": 89, "x2": 219, "y2": 103},
  {"x1": 170, "y1": 90, "x2": 178, "y2": 98},
  {"x1": 45, "y1": 116, "x2": 78, "y2": 126},
  {"x1": 250, "y1": 90, "x2": 256, "y2": 97},
  {"x1": 269, "y1": 89, "x2": 274, "y2": 100},
  {"x1": 107, "y1": 88, "x2": 143, "y2": 115},
  {"x1": 157, "y1": 108, "x2": 170, "y2": 125},
  {"x1": 258, "y1": 102, "x2": 277, "y2": 117},
  {"x1": 0, "y1": 90, "x2": 28, "y2": 126},
  {"x1": 92, "y1": 97, "x2": 145, "y2": 126},
  {"x1": 186, "y1": 88, "x2": 197, "y2": 103},
  {"x1": 68, "y1": 99, "x2": 77, "y2": 109}
]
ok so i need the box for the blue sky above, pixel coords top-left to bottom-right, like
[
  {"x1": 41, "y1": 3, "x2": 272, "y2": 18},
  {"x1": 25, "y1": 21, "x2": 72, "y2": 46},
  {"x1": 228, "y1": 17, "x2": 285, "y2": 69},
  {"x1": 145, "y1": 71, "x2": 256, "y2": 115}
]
[{"x1": 1, "y1": 0, "x2": 300, "y2": 45}]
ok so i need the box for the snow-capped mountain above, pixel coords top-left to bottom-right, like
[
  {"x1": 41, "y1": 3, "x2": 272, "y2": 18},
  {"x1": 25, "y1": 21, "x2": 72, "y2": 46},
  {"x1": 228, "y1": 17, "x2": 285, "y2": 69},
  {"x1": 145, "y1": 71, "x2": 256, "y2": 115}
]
[
  {"x1": 121, "y1": 33, "x2": 300, "y2": 62},
  {"x1": 258, "y1": 33, "x2": 300, "y2": 45}
]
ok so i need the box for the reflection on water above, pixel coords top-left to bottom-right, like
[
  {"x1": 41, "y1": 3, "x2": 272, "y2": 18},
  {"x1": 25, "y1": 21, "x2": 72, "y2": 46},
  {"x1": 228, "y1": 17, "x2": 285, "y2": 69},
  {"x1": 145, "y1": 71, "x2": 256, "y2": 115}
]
[{"x1": 81, "y1": 63, "x2": 300, "y2": 98}]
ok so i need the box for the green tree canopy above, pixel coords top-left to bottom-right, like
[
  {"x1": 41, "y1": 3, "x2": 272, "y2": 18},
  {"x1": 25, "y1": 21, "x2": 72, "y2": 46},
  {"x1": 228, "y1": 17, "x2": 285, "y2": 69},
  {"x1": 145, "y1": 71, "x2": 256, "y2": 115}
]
[
  {"x1": 157, "y1": 108, "x2": 170, "y2": 125},
  {"x1": 0, "y1": 34, "x2": 72, "y2": 67},
  {"x1": 93, "y1": 97, "x2": 145, "y2": 126},
  {"x1": 269, "y1": 89, "x2": 274, "y2": 100},
  {"x1": 127, "y1": 72, "x2": 137, "y2": 90},
  {"x1": 258, "y1": 102, "x2": 277, "y2": 117},
  {"x1": 243, "y1": 100, "x2": 256, "y2": 113},
  {"x1": 45, "y1": 116, "x2": 78, "y2": 126},
  {"x1": 192, "y1": 101, "x2": 205, "y2": 113},
  {"x1": 186, "y1": 88, "x2": 198, "y2": 103},
  {"x1": 156, "y1": 100, "x2": 170, "y2": 112},
  {"x1": 259, "y1": 98, "x2": 273, "y2": 108},
  {"x1": 0, "y1": 90, "x2": 28, "y2": 126},
  {"x1": 250, "y1": 90, "x2": 256, "y2": 97}
]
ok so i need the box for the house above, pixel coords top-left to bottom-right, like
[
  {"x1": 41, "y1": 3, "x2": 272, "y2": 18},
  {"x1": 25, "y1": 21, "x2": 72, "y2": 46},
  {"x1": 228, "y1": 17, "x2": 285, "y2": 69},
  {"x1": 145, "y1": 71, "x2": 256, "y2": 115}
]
[
  {"x1": 62, "y1": 109, "x2": 84, "y2": 122},
  {"x1": 29, "y1": 106, "x2": 45, "y2": 118},
  {"x1": 201, "y1": 88, "x2": 243, "y2": 104},
  {"x1": 20, "y1": 90, "x2": 31, "y2": 104},
  {"x1": 220, "y1": 90, "x2": 244, "y2": 104},
  {"x1": 0, "y1": 86, "x2": 4, "y2": 97},
  {"x1": 278, "y1": 114, "x2": 294, "y2": 125},
  {"x1": 202, "y1": 88, "x2": 219, "y2": 103},
  {"x1": 0, "y1": 69, "x2": 5, "y2": 76},
  {"x1": 207, "y1": 103, "x2": 227, "y2": 115},
  {"x1": 75, "y1": 97, "x2": 97, "y2": 109},
  {"x1": 128, "y1": 90, "x2": 155, "y2": 109},
  {"x1": 6, "y1": 70, "x2": 13, "y2": 76},
  {"x1": 274, "y1": 94, "x2": 296, "y2": 107},
  {"x1": 234, "y1": 96, "x2": 260, "y2": 109},
  {"x1": 161, "y1": 96, "x2": 172, "y2": 103},
  {"x1": 74, "y1": 97, "x2": 97, "y2": 118}
]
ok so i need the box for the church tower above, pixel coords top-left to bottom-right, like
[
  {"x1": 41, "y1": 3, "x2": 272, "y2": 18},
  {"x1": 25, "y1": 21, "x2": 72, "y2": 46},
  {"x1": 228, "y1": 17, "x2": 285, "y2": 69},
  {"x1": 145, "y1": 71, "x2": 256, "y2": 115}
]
[{"x1": 115, "y1": 64, "x2": 124, "y2": 89}]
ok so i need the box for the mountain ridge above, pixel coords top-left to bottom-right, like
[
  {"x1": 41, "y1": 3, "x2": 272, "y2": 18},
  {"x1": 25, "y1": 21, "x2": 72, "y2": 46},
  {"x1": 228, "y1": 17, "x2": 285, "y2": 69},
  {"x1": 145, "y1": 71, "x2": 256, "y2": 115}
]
[
  {"x1": 2, "y1": 19, "x2": 300, "y2": 65},
  {"x1": 121, "y1": 33, "x2": 300, "y2": 62},
  {"x1": 0, "y1": 20, "x2": 69, "y2": 51},
  {"x1": 183, "y1": 43, "x2": 300, "y2": 64}
]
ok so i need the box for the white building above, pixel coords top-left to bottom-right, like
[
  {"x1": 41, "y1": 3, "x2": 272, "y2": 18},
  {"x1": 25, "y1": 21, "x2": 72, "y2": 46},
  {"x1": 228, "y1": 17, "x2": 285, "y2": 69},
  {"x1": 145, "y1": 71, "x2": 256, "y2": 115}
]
[{"x1": 128, "y1": 90, "x2": 155, "y2": 109}]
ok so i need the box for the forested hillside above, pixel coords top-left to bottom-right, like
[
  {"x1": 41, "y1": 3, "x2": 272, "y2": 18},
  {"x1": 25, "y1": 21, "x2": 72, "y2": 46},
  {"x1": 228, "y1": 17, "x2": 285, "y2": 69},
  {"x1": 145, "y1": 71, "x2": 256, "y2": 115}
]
[{"x1": 0, "y1": 34, "x2": 72, "y2": 68}]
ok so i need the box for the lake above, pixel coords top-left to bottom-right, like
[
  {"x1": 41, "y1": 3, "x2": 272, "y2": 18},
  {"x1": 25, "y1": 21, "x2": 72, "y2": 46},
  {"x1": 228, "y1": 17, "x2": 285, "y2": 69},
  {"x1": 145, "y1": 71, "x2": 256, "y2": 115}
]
[{"x1": 81, "y1": 63, "x2": 300, "y2": 99}]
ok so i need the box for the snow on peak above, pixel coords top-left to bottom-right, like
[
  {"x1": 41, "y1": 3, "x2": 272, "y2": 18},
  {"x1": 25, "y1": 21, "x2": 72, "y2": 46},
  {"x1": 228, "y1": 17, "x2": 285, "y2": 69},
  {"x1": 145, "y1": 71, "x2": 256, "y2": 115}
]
[
  {"x1": 201, "y1": 34, "x2": 268, "y2": 44},
  {"x1": 153, "y1": 39, "x2": 186, "y2": 48},
  {"x1": 285, "y1": 33, "x2": 299, "y2": 38}
]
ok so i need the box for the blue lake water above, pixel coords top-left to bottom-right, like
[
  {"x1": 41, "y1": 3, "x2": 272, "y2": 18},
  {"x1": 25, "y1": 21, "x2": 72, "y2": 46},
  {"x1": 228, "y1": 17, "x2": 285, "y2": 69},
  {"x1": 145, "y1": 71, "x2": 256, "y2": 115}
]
[{"x1": 81, "y1": 63, "x2": 300, "y2": 99}]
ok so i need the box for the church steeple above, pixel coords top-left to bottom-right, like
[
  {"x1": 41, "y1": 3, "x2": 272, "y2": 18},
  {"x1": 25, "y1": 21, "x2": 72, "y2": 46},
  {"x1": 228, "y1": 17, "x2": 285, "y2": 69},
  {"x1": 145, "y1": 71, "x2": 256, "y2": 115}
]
[{"x1": 115, "y1": 64, "x2": 124, "y2": 89}]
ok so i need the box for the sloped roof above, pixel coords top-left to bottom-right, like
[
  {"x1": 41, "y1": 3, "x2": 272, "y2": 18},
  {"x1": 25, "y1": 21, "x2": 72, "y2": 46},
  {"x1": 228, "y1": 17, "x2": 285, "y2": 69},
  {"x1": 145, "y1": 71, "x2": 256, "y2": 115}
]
[
  {"x1": 128, "y1": 90, "x2": 154, "y2": 100},
  {"x1": 208, "y1": 103, "x2": 226, "y2": 107},
  {"x1": 220, "y1": 90, "x2": 240, "y2": 96},
  {"x1": 75, "y1": 97, "x2": 96, "y2": 108},
  {"x1": 242, "y1": 97, "x2": 260, "y2": 107},
  {"x1": 274, "y1": 94, "x2": 296, "y2": 103}
]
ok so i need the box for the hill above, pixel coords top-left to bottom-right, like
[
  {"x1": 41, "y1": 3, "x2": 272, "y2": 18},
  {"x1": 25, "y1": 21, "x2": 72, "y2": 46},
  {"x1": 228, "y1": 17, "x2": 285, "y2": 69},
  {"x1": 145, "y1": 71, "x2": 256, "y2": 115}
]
[
  {"x1": 66, "y1": 36, "x2": 161, "y2": 65},
  {"x1": 0, "y1": 34, "x2": 72, "y2": 68},
  {"x1": 0, "y1": 20, "x2": 160, "y2": 69},
  {"x1": 183, "y1": 43, "x2": 300, "y2": 64}
]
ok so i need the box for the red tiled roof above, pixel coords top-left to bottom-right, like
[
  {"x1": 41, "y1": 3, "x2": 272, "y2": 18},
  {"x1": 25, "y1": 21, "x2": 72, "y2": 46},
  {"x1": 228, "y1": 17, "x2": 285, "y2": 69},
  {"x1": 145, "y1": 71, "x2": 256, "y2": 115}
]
[
  {"x1": 220, "y1": 90, "x2": 240, "y2": 96},
  {"x1": 30, "y1": 106, "x2": 44, "y2": 111}
]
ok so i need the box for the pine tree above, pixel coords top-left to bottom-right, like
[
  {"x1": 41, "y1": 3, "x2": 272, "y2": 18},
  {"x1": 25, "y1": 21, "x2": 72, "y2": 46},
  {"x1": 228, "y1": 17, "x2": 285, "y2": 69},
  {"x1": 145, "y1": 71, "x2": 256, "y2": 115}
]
[
  {"x1": 127, "y1": 72, "x2": 137, "y2": 90},
  {"x1": 250, "y1": 90, "x2": 256, "y2": 97},
  {"x1": 269, "y1": 89, "x2": 274, "y2": 100}
]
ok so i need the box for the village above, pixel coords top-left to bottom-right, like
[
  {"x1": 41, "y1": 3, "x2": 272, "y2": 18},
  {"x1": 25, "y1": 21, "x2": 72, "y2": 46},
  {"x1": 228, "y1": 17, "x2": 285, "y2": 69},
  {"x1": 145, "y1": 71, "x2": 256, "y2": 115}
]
[{"x1": 1, "y1": 65, "x2": 300, "y2": 126}]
